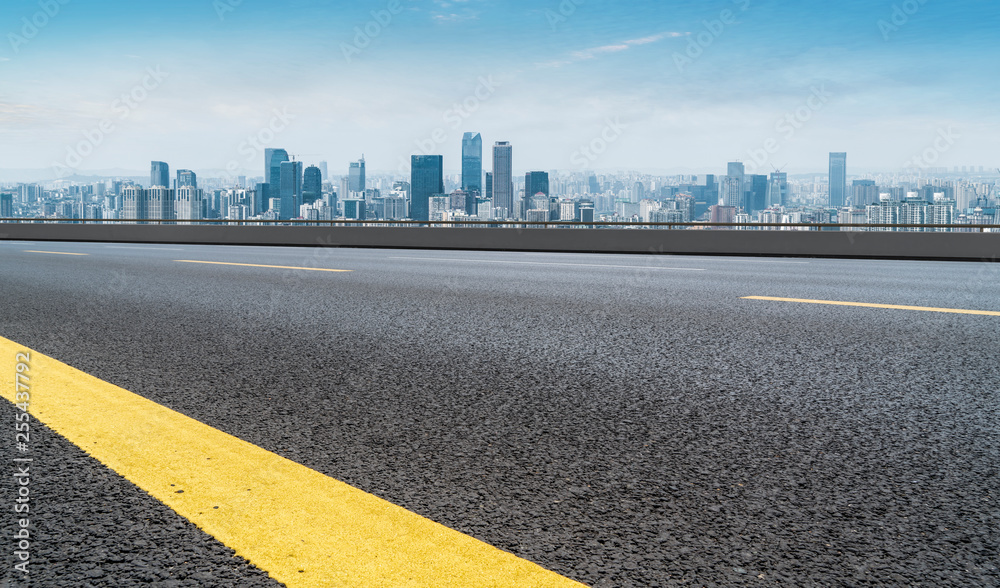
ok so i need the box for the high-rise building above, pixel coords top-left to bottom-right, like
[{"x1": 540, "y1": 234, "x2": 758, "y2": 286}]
[
  {"x1": 410, "y1": 155, "x2": 444, "y2": 222},
  {"x1": 829, "y1": 152, "x2": 848, "y2": 208},
  {"x1": 525, "y1": 171, "x2": 550, "y2": 199},
  {"x1": 0, "y1": 193, "x2": 13, "y2": 218},
  {"x1": 721, "y1": 162, "x2": 745, "y2": 208},
  {"x1": 303, "y1": 165, "x2": 322, "y2": 204},
  {"x1": 767, "y1": 172, "x2": 788, "y2": 208},
  {"x1": 462, "y1": 133, "x2": 483, "y2": 194},
  {"x1": 264, "y1": 148, "x2": 289, "y2": 212},
  {"x1": 492, "y1": 142, "x2": 513, "y2": 219},
  {"x1": 150, "y1": 161, "x2": 169, "y2": 188},
  {"x1": 175, "y1": 187, "x2": 203, "y2": 222},
  {"x1": 279, "y1": 160, "x2": 303, "y2": 220},
  {"x1": 349, "y1": 156, "x2": 366, "y2": 195},
  {"x1": 747, "y1": 175, "x2": 768, "y2": 214},
  {"x1": 176, "y1": 169, "x2": 197, "y2": 189},
  {"x1": 485, "y1": 172, "x2": 493, "y2": 201},
  {"x1": 852, "y1": 180, "x2": 878, "y2": 208},
  {"x1": 318, "y1": 161, "x2": 329, "y2": 182},
  {"x1": 147, "y1": 187, "x2": 174, "y2": 221}
]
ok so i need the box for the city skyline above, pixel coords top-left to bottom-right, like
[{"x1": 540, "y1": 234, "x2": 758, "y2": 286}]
[{"x1": 0, "y1": 0, "x2": 997, "y2": 177}]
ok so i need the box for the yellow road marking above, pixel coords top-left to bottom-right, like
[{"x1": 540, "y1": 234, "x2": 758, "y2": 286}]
[
  {"x1": 743, "y1": 296, "x2": 1000, "y2": 317},
  {"x1": 175, "y1": 260, "x2": 352, "y2": 273},
  {"x1": 23, "y1": 250, "x2": 89, "y2": 256},
  {"x1": 0, "y1": 336, "x2": 585, "y2": 588}
]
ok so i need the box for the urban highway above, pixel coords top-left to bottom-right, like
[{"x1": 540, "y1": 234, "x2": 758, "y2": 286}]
[{"x1": 0, "y1": 240, "x2": 997, "y2": 587}]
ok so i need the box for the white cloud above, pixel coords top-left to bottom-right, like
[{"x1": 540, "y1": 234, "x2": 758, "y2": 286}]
[{"x1": 538, "y1": 31, "x2": 688, "y2": 68}]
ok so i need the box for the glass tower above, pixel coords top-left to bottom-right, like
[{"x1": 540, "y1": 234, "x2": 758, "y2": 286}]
[
  {"x1": 462, "y1": 133, "x2": 482, "y2": 194},
  {"x1": 150, "y1": 161, "x2": 169, "y2": 188},
  {"x1": 829, "y1": 152, "x2": 847, "y2": 208},
  {"x1": 303, "y1": 165, "x2": 322, "y2": 205},
  {"x1": 410, "y1": 155, "x2": 444, "y2": 222},
  {"x1": 279, "y1": 160, "x2": 303, "y2": 220},
  {"x1": 349, "y1": 156, "x2": 366, "y2": 194},
  {"x1": 492, "y1": 142, "x2": 513, "y2": 219}
]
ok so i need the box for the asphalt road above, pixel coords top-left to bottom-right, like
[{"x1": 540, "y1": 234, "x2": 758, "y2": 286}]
[{"x1": 1, "y1": 240, "x2": 998, "y2": 587}]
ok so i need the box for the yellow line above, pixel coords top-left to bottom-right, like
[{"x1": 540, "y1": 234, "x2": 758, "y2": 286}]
[
  {"x1": 742, "y1": 296, "x2": 1000, "y2": 316},
  {"x1": 23, "y1": 250, "x2": 89, "y2": 256},
  {"x1": 175, "y1": 260, "x2": 352, "y2": 273},
  {"x1": 0, "y1": 336, "x2": 585, "y2": 588}
]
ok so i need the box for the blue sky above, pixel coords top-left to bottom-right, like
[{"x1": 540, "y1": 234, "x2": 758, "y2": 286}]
[{"x1": 0, "y1": 0, "x2": 997, "y2": 177}]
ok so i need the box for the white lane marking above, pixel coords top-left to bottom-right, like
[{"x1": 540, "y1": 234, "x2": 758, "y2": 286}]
[{"x1": 389, "y1": 257, "x2": 706, "y2": 271}]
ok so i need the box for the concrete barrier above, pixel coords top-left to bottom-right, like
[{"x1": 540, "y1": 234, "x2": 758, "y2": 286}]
[{"x1": 0, "y1": 223, "x2": 998, "y2": 261}]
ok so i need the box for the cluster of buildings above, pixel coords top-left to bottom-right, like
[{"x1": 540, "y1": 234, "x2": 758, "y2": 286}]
[{"x1": 2, "y1": 143, "x2": 997, "y2": 231}]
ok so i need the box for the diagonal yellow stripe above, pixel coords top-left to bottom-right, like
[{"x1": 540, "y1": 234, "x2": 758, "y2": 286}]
[
  {"x1": 23, "y1": 250, "x2": 89, "y2": 256},
  {"x1": 0, "y1": 336, "x2": 586, "y2": 588},
  {"x1": 175, "y1": 260, "x2": 352, "y2": 273},
  {"x1": 742, "y1": 296, "x2": 1000, "y2": 316}
]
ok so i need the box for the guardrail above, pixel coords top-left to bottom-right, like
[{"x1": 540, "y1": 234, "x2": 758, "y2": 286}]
[
  {"x1": 3, "y1": 218, "x2": 999, "y2": 232},
  {"x1": 1, "y1": 218, "x2": 998, "y2": 262}
]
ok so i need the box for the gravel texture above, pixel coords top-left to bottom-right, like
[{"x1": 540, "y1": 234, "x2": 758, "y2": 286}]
[{"x1": 1, "y1": 241, "x2": 998, "y2": 587}]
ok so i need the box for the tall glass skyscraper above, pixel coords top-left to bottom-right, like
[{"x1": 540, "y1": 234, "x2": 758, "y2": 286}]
[
  {"x1": 492, "y1": 142, "x2": 513, "y2": 219},
  {"x1": 303, "y1": 165, "x2": 322, "y2": 204},
  {"x1": 264, "y1": 148, "x2": 289, "y2": 212},
  {"x1": 410, "y1": 155, "x2": 444, "y2": 222},
  {"x1": 767, "y1": 172, "x2": 788, "y2": 208},
  {"x1": 829, "y1": 152, "x2": 847, "y2": 208},
  {"x1": 349, "y1": 156, "x2": 366, "y2": 194},
  {"x1": 279, "y1": 160, "x2": 303, "y2": 220},
  {"x1": 462, "y1": 133, "x2": 482, "y2": 194},
  {"x1": 150, "y1": 161, "x2": 169, "y2": 188},
  {"x1": 721, "y1": 161, "x2": 745, "y2": 208},
  {"x1": 524, "y1": 171, "x2": 549, "y2": 198}
]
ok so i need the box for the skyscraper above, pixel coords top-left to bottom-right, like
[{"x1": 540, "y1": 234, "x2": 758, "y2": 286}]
[
  {"x1": 264, "y1": 148, "x2": 289, "y2": 212},
  {"x1": 485, "y1": 172, "x2": 493, "y2": 201},
  {"x1": 767, "y1": 172, "x2": 788, "y2": 208},
  {"x1": 829, "y1": 152, "x2": 847, "y2": 208},
  {"x1": 150, "y1": 161, "x2": 169, "y2": 188},
  {"x1": 525, "y1": 171, "x2": 550, "y2": 199},
  {"x1": 747, "y1": 175, "x2": 768, "y2": 214},
  {"x1": 492, "y1": 142, "x2": 513, "y2": 219},
  {"x1": 303, "y1": 165, "x2": 322, "y2": 204},
  {"x1": 176, "y1": 169, "x2": 197, "y2": 190},
  {"x1": 349, "y1": 156, "x2": 366, "y2": 195},
  {"x1": 462, "y1": 133, "x2": 483, "y2": 194},
  {"x1": 721, "y1": 162, "x2": 745, "y2": 209},
  {"x1": 1, "y1": 193, "x2": 14, "y2": 218},
  {"x1": 279, "y1": 160, "x2": 303, "y2": 220},
  {"x1": 318, "y1": 161, "x2": 329, "y2": 182},
  {"x1": 410, "y1": 155, "x2": 444, "y2": 222},
  {"x1": 121, "y1": 186, "x2": 148, "y2": 221}
]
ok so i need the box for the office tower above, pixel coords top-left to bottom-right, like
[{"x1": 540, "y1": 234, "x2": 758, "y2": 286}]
[
  {"x1": 720, "y1": 162, "x2": 745, "y2": 209},
  {"x1": 852, "y1": 180, "x2": 878, "y2": 208},
  {"x1": 318, "y1": 161, "x2": 329, "y2": 182},
  {"x1": 747, "y1": 175, "x2": 768, "y2": 214},
  {"x1": 525, "y1": 171, "x2": 550, "y2": 199},
  {"x1": 175, "y1": 187, "x2": 203, "y2": 222},
  {"x1": 148, "y1": 187, "x2": 174, "y2": 221},
  {"x1": 349, "y1": 156, "x2": 366, "y2": 194},
  {"x1": 279, "y1": 160, "x2": 303, "y2": 220},
  {"x1": 462, "y1": 132, "x2": 483, "y2": 194},
  {"x1": 767, "y1": 172, "x2": 788, "y2": 207},
  {"x1": 264, "y1": 148, "x2": 289, "y2": 212},
  {"x1": 485, "y1": 172, "x2": 493, "y2": 201},
  {"x1": 492, "y1": 142, "x2": 513, "y2": 218},
  {"x1": 303, "y1": 165, "x2": 322, "y2": 204},
  {"x1": 150, "y1": 161, "x2": 169, "y2": 188},
  {"x1": 0, "y1": 193, "x2": 13, "y2": 218},
  {"x1": 176, "y1": 169, "x2": 197, "y2": 189},
  {"x1": 410, "y1": 155, "x2": 444, "y2": 222},
  {"x1": 343, "y1": 199, "x2": 367, "y2": 220},
  {"x1": 121, "y1": 186, "x2": 147, "y2": 221},
  {"x1": 829, "y1": 152, "x2": 847, "y2": 208}
]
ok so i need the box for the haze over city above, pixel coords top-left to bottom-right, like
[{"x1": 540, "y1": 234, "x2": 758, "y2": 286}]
[{"x1": 1, "y1": 0, "x2": 997, "y2": 178}]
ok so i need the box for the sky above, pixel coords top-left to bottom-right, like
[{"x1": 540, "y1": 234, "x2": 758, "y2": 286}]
[{"x1": 0, "y1": 0, "x2": 997, "y2": 178}]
